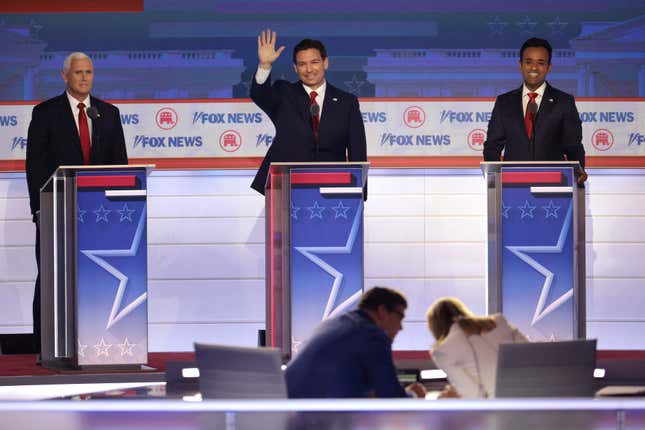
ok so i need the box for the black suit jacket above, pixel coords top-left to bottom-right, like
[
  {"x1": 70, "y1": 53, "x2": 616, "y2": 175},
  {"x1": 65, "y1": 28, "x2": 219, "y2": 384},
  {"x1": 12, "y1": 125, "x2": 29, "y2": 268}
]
[
  {"x1": 483, "y1": 83, "x2": 585, "y2": 168},
  {"x1": 26, "y1": 92, "x2": 128, "y2": 218},
  {"x1": 250, "y1": 76, "x2": 367, "y2": 194}
]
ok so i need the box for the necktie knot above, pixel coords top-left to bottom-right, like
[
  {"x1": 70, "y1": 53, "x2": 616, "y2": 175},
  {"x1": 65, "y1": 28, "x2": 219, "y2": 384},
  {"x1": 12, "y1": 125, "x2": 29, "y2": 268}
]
[
  {"x1": 78, "y1": 102, "x2": 85, "y2": 110},
  {"x1": 527, "y1": 92, "x2": 538, "y2": 103},
  {"x1": 310, "y1": 91, "x2": 318, "y2": 104}
]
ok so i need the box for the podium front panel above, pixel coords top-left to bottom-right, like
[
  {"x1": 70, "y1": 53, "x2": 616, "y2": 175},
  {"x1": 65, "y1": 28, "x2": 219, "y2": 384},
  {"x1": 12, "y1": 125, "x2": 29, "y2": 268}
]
[
  {"x1": 289, "y1": 167, "x2": 365, "y2": 355},
  {"x1": 76, "y1": 169, "x2": 148, "y2": 365},
  {"x1": 500, "y1": 166, "x2": 576, "y2": 341}
]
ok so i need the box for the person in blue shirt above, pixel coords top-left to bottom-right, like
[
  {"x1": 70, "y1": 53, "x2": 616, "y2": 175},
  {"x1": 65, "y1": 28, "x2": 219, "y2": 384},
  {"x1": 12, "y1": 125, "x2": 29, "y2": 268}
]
[{"x1": 285, "y1": 287, "x2": 426, "y2": 398}]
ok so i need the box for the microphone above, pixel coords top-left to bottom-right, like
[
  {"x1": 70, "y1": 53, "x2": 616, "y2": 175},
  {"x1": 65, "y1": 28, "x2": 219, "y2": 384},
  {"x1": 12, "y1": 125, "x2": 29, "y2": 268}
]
[
  {"x1": 528, "y1": 101, "x2": 538, "y2": 121},
  {"x1": 310, "y1": 103, "x2": 320, "y2": 118},
  {"x1": 86, "y1": 106, "x2": 100, "y2": 120}
]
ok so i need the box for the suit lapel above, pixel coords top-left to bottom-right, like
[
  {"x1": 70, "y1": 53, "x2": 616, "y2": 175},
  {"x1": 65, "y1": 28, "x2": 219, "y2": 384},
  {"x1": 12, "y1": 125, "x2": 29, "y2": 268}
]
[
  {"x1": 511, "y1": 87, "x2": 529, "y2": 143},
  {"x1": 288, "y1": 82, "x2": 312, "y2": 124},
  {"x1": 534, "y1": 83, "x2": 556, "y2": 134},
  {"x1": 58, "y1": 93, "x2": 82, "y2": 154}
]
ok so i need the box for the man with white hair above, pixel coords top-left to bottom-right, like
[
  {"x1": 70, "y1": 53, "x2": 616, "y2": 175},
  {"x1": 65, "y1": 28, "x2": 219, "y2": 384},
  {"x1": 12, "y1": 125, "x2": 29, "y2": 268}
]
[{"x1": 26, "y1": 52, "x2": 128, "y2": 360}]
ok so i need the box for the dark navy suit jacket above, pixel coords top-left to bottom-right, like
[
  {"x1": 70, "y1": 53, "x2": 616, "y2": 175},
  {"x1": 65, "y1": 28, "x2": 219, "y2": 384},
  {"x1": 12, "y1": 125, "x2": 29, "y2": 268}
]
[
  {"x1": 285, "y1": 309, "x2": 407, "y2": 398},
  {"x1": 483, "y1": 83, "x2": 585, "y2": 168},
  {"x1": 26, "y1": 92, "x2": 128, "y2": 218},
  {"x1": 250, "y1": 76, "x2": 367, "y2": 194}
]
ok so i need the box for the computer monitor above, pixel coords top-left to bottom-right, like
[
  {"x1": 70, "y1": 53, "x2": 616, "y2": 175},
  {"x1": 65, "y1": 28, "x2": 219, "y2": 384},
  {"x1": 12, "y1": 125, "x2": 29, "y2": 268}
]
[
  {"x1": 495, "y1": 339, "x2": 597, "y2": 398},
  {"x1": 194, "y1": 343, "x2": 287, "y2": 399}
]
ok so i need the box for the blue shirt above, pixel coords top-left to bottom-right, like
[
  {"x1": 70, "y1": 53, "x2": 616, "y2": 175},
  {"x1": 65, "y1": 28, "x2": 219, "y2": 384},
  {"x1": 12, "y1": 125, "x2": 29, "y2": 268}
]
[{"x1": 285, "y1": 309, "x2": 406, "y2": 398}]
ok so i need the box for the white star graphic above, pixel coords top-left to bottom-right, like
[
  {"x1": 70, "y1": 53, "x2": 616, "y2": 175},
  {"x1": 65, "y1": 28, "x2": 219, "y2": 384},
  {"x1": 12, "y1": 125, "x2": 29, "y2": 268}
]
[
  {"x1": 78, "y1": 340, "x2": 88, "y2": 357},
  {"x1": 93, "y1": 338, "x2": 112, "y2": 357},
  {"x1": 331, "y1": 201, "x2": 351, "y2": 219},
  {"x1": 291, "y1": 203, "x2": 301, "y2": 220},
  {"x1": 93, "y1": 205, "x2": 111, "y2": 223},
  {"x1": 117, "y1": 337, "x2": 136, "y2": 356},
  {"x1": 488, "y1": 16, "x2": 508, "y2": 36},
  {"x1": 81, "y1": 205, "x2": 148, "y2": 330},
  {"x1": 295, "y1": 201, "x2": 364, "y2": 321},
  {"x1": 547, "y1": 16, "x2": 568, "y2": 36},
  {"x1": 307, "y1": 201, "x2": 325, "y2": 219},
  {"x1": 516, "y1": 16, "x2": 538, "y2": 35},
  {"x1": 518, "y1": 200, "x2": 536, "y2": 219},
  {"x1": 117, "y1": 203, "x2": 136, "y2": 222},
  {"x1": 78, "y1": 208, "x2": 87, "y2": 223},
  {"x1": 344, "y1": 74, "x2": 366, "y2": 96},
  {"x1": 506, "y1": 204, "x2": 573, "y2": 326},
  {"x1": 542, "y1": 200, "x2": 561, "y2": 219}
]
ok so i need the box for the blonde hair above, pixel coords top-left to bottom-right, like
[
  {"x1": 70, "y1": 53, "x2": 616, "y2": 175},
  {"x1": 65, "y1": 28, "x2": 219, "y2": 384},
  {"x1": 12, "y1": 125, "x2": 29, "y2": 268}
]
[{"x1": 426, "y1": 297, "x2": 497, "y2": 346}]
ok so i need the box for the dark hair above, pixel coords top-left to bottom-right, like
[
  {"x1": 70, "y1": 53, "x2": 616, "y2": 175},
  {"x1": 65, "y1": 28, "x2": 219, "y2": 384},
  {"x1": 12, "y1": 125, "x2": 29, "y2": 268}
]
[
  {"x1": 520, "y1": 37, "x2": 553, "y2": 64},
  {"x1": 292, "y1": 38, "x2": 328, "y2": 64},
  {"x1": 358, "y1": 287, "x2": 407, "y2": 313}
]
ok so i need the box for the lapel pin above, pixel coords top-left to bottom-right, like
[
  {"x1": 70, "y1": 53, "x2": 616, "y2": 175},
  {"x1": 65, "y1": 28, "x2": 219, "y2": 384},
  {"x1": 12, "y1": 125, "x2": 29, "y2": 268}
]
[
  {"x1": 548, "y1": 98, "x2": 554, "y2": 102},
  {"x1": 332, "y1": 97, "x2": 338, "y2": 102}
]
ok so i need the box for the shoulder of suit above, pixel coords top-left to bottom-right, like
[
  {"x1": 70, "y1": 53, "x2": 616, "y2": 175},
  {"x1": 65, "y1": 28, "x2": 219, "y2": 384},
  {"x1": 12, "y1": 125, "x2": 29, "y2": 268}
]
[
  {"x1": 326, "y1": 83, "x2": 357, "y2": 102},
  {"x1": 545, "y1": 83, "x2": 575, "y2": 101},
  {"x1": 32, "y1": 93, "x2": 66, "y2": 112}
]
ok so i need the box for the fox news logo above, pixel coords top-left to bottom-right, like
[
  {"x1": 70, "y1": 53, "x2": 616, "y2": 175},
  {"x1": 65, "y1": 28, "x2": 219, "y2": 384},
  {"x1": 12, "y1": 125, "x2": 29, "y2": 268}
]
[
  {"x1": 579, "y1": 111, "x2": 634, "y2": 123},
  {"x1": 155, "y1": 107, "x2": 178, "y2": 130},
  {"x1": 192, "y1": 112, "x2": 262, "y2": 125},
  {"x1": 219, "y1": 130, "x2": 242, "y2": 152},
  {"x1": 591, "y1": 129, "x2": 614, "y2": 151},
  {"x1": 11, "y1": 137, "x2": 27, "y2": 150},
  {"x1": 133, "y1": 135, "x2": 202, "y2": 148},
  {"x1": 628, "y1": 133, "x2": 645, "y2": 146},
  {"x1": 0, "y1": 115, "x2": 18, "y2": 127},
  {"x1": 403, "y1": 106, "x2": 426, "y2": 128},
  {"x1": 362, "y1": 112, "x2": 387, "y2": 123},
  {"x1": 120, "y1": 113, "x2": 139, "y2": 125},
  {"x1": 380, "y1": 133, "x2": 450, "y2": 146},
  {"x1": 440, "y1": 110, "x2": 491, "y2": 124},
  {"x1": 256, "y1": 133, "x2": 273, "y2": 147}
]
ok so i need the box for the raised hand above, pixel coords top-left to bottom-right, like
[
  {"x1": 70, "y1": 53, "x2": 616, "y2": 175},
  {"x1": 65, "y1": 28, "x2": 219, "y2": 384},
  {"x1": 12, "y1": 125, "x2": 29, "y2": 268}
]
[{"x1": 258, "y1": 29, "x2": 285, "y2": 69}]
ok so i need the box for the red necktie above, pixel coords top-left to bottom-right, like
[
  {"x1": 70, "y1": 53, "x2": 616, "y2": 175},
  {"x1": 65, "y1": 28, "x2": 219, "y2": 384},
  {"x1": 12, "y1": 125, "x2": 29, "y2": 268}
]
[
  {"x1": 524, "y1": 92, "x2": 538, "y2": 139},
  {"x1": 77, "y1": 102, "x2": 91, "y2": 165},
  {"x1": 310, "y1": 91, "x2": 319, "y2": 138}
]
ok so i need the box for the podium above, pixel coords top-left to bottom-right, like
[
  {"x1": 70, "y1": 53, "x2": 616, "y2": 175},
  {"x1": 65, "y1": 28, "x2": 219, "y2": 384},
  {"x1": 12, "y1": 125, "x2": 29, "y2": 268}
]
[
  {"x1": 39, "y1": 164, "x2": 153, "y2": 369},
  {"x1": 264, "y1": 162, "x2": 369, "y2": 358},
  {"x1": 481, "y1": 161, "x2": 585, "y2": 341}
]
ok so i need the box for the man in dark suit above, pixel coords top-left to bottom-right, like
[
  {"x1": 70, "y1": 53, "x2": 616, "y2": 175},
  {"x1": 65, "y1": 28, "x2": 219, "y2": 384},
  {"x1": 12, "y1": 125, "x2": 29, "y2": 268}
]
[
  {"x1": 250, "y1": 30, "x2": 367, "y2": 194},
  {"x1": 285, "y1": 287, "x2": 426, "y2": 398},
  {"x1": 483, "y1": 37, "x2": 587, "y2": 184},
  {"x1": 26, "y1": 52, "x2": 128, "y2": 356}
]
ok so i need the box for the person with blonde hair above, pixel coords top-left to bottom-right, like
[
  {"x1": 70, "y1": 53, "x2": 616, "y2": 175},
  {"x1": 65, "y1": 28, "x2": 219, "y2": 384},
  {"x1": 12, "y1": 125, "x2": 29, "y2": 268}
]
[{"x1": 426, "y1": 297, "x2": 528, "y2": 398}]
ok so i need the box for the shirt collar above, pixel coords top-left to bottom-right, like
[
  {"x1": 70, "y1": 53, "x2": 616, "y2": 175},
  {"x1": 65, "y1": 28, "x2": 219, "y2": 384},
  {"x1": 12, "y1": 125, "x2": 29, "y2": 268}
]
[
  {"x1": 522, "y1": 82, "x2": 547, "y2": 99},
  {"x1": 302, "y1": 81, "x2": 326, "y2": 99},
  {"x1": 66, "y1": 91, "x2": 90, "y2": 108}
]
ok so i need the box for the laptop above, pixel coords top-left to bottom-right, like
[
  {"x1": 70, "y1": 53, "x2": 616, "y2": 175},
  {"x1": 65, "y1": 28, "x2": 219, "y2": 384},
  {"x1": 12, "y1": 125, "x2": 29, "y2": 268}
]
[
  {"x1": 194, "y1": 343, "x2": 287, "y2": 399},
  {"x1": 495, "y1": 339, "x2": 597, "y2": 398}
]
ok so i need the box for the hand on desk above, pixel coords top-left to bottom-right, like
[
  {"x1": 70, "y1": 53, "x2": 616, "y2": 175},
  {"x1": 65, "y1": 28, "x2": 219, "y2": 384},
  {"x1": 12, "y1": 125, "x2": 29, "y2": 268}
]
[
  {"x1": 405, "y1": 382, "x2": 428, "y2": 398},
  {"x1": 437, "y1": 384, "x2": 461, "y2": 399}
]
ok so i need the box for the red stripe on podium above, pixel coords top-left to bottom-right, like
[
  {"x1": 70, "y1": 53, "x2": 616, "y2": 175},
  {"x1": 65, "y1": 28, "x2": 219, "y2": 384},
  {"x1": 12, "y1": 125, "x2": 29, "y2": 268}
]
[
  {"x1": 291, "y1": 172, "x2": 352, "y2": 185},
  {"x1": 502, "y1": 171, "x2": 562, "y2": 184},
  {"x1": 77, "y1": 175, "x2": 136, "y2": 188}
]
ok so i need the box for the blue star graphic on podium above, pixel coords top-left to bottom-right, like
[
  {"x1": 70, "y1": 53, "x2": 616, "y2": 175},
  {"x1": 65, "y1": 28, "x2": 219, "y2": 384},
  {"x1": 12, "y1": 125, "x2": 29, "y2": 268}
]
[
  {"x1": 291, "y1": 203, "x2": 300, "y2": 220},
  {"x1": 294, "y1": 200, "x2": 364, "y2": 322},
  {"x1": 518, "y1": 200, "x2": 536, "y2": 219},
  {"x1": 117, "y1": 203, "x2": 136, "y2": 222},
  {"x1": 332, "y1": 201, "x2": 351, "y2": 219},
  {"x1": 307, "y1": 201, "x2": 326, "y2": 219},
  {"x1": 78, "y1": 208, "x2": 87, "y2": 223},
  {"x1": 81, "y1": 206, "x2": 148, "y2": 330},
  {"x1": 93, "y1": 205, "x2": 111, "y2": 223},
  {"x1": 542, "y1": 200, "x2": 561, "y2": 219}
]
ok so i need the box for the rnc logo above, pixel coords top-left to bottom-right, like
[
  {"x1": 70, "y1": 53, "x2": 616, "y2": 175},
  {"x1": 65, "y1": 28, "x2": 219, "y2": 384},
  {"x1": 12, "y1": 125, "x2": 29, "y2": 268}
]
[
  {"x1": 155, "y1": 107, "x2": 178, "y2": 130},
  {"x1": 403, "y1": 106, "x2": 426, "y2": 128},
  {"x1": 591, "y1": 129, "x2": 614, "y2": 151},
  {"x1": 467, "y1": 129, "x2": 486, "y2": 151},
  {"x1": 219, "y1": 130, "x2": 242, "y2": 152}
]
